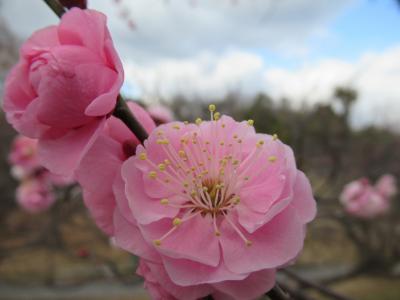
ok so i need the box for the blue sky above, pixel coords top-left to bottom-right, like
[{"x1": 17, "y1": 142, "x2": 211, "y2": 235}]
[{"x1": 259, "y1": 0, "x2": 400, "y2": 69}]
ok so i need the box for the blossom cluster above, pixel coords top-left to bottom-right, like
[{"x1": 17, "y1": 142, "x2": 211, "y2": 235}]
[
  {"x1": 8, "y1": 135, "x2": 72, "y2": 213},
  {"x1": 3, "y1": 7, "x2": 316, "y2": 300},
  {"x1": 340, "y1": 174, "x2": 397, "y2": 219}
]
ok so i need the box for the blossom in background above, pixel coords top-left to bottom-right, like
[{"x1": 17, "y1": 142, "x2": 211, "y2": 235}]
[
  {"x1": 2, "y1": 8, "x2": 123, "y2": 177},
  {"x1": 147, "y1": 104, "x2": 175, "y2": 125},
  {"x1": 75, "y1": 101, "x2": 155, "y2": 235},
  {"x1": 16, "y1": 177, "x2": 55, "y2": 214},
  {"x1": 9, "y1": 135, "x2": 73, "y2": 213},
  {"x1": 9, "y1": 135, "x2": 40, "y2": 179},
  {"x1": 103, "y1": 107, "x2": 317, "y2": 299},
  {"x1": 340, "y1": 174, "x2": 397, "y2": 218}
]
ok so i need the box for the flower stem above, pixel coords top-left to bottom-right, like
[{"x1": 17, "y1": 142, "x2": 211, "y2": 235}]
[{"x1": 42, "y1": 0, "x2": 149, "y2": 143}]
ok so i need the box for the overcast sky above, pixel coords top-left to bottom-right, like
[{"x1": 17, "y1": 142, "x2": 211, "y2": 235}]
[{"x1": 1, "y1": 0, "x2": 400, "y2": 128}]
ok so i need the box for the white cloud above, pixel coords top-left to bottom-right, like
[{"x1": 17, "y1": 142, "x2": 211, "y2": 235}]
[
  {"x1": 0, "y1": 0, "x2": 352, "y2": 62},
  {"x1": 264, "y1": 46, "x2": 400, "y2": 128}
]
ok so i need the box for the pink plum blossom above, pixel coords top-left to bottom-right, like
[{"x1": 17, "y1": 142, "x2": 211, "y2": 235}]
[
  {"x1": 375, "y1": 174, "x2": 397, "y2": 199},
  {"x1": 111, "y1": 110, "x2": 316, "y2": 298},
  {"x1": 9, "y1": 135, "x2": 40, "y2": 179},
  {"x1": 148, "y1": 104, "x2": 174, "y2": 125},
  {"x1": 3, "y1": 8, "x2": 123, "y2": 177},
  {"x1": 16, "y1": 178, "x2": 55, "y2": 213},
  {"x1": 75, "y1": 101, "x2": 155, "y2": 235},
  {"x1": 340, "y1": 175, "x2": 397, "y2": 218}
]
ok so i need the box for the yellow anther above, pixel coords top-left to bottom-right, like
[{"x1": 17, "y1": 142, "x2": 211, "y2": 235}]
[
  {"x1": 183, "y1": 181, "x2": 189, "y2": 188},
  {"x1": 139, "y1": 153, "x2": 147, "y2": 160},
  {"x1": 157, "y1": 139, "x2": 169, "y2": 145},
  {"x1": 220, "y1": 141, "x2": 225, "y2": 146},
  {"x1": 178, "y1": 150, "x2": 186, "y2": 157},
  {"x1": 257, "y1": 140, "x2": 265, "y2": 147},
  {"x1": 272, "y1": 134, "x2": 278, "y2": 141},
  {"x1": 160, "y1": 198, "x2": 169, "y2": 205},
  {"x1": 233, "y1": 196, "x2": 240, "y2": 205},
  {"x1": 268, "y1": 156, "x2": 277, "y2": 163},
  {"x1": 191, "y1": 167, "x2": 196, "y2": 171},
  {"x1": 190, "y1": 190, "x2": 197, "y2": 197},
  {"x1": 246, "y1": 240, "x2": 253, "y2": 247},
  {"x1": 247, "y1": 119, "x2": 254, "y2": 126},
  {"x1": 215, "y1": 231, "x2": 221, "y2": 237},
  {"x1": 148, "y1": 171, "x2": 157, "y2": 179},
  {"x1": 202, "y1": 170, "x2": 209, "y2": 175},
  {"x1": 203, "y1": 186, "x2": 208, "y2": 192},
  {"x1": 214, "y1": 112, "x2": 221, "y2": 120},
  {"x1": 153, "y1": 240, "x2": 162, "y2": 246},
  {"x1": 172, "y1": 218, "x2": 182, "y2": 227},
  {"x1": 195, "y1": 118, "x2": 202, "y2": 125},
  {"x1": 205, "y1": 141, "x2": 210, "y2": 145},
  {"x1": 220, "y1": 169, "x2": 225, "y2": 176},
  {"x1": 209, "y1": 104, "x2": 216, "y2": 112},
  {"x1": 221, "y1": 123, "x2": 225, "y2": 128},
  {"x1": 158, "y1": 163, "x2": 166, "y2": 171},
  {"x1": 172, "y1": 124, "x2": 181, "y2": 130},
  {"x1": 164, "y1": 159, "x2": 171, "y2": 165},
  {"x1": 233, "y1": 159, "x2": 240, "y2": 166},
  {"x1": 233, "y1": 134, "x2": 238, "y2": 139}
]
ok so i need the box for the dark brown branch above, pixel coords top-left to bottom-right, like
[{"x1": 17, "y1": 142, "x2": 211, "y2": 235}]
[{"x1": 113, "y1": 96, "x2": 148, "y2": 143}]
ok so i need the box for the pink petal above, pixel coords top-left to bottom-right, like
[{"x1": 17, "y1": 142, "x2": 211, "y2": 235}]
[
  {"x1": 140, "y1": 215, "x2": 220, "y2": 266},
  {"x1": 220, "y1": 204, "x2": 306, "y2": 274},
  {"x1": 58, "y1": 8, "x2": 107, "y2": 56},
  {"x1": 290, "y1": 171, "x2": 317, "y2": 223},
  {"x1": 38, "y1": 118, "x2": 105, "y2": 176},
  {"x1": 21, "y1": 26, "x2": 60, "y2": 57},
  {"x1": 212, "y1": 269, "x2": 276, "y2": 300},
  {"x1": 113, "y1": 209, "x2": 161, "y2": 262},
  {"x1": 75, "y1": 135, "x2": 124, "y2": 235},
  {"x1": 37, "y1": 62, "x2": 117, "y2": 128},
  {"x1": 121, "y1": 159, "x2": 179, "y2": 224},
  {"x1": 162, "y1": 256, "x2": 247, "y2": 286}
]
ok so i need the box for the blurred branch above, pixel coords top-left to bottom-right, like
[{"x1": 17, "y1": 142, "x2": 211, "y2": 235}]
[{"x1": 282, "y1": 269, "x2": 354, "y2": 300}]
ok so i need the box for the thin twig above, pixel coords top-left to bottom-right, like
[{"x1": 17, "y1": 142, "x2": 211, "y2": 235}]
[
  {"x1": 266, "y1": 283, "x2": 292, "y2": 300},
  {"x1": 282, "y1": 269, "x2": 354, "y2": 300}
]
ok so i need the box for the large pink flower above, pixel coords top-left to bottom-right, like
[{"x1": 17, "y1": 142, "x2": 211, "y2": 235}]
[
  {"x1": 113, "y1": 113, "x2": 316, "y2": 298},
  {"x1": 340, "y1": 175, "x2": 397, "y2": 218},
  {"x1": 16, "y1": 178, "x2": 55, "y2": 213},
  {"x1": 75, "y1": 102, "x2": 156, "y2": 235},
  {"x1": 9, "y1": 135, "x2": 40, "y2": 179},
  {"x1": 3, "y1": 8, "x2": 123, "y2": 176}
]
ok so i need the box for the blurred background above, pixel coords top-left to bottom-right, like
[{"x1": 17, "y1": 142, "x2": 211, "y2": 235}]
[{"x1": 1, "y1": 0, "x2": 400, "y2": 299}]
